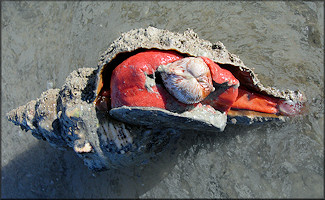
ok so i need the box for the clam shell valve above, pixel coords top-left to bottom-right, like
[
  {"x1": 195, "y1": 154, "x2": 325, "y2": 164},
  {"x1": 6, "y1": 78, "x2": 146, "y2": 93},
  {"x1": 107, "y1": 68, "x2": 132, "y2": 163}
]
[{"x1": 7, "y1": 27, "x2": 306, "y2": 170}]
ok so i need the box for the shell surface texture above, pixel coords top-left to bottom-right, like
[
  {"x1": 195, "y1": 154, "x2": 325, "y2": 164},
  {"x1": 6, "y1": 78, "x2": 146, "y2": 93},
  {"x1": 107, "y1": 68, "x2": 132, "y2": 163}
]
[{"x1": 6, "y1": 27, "x2": 306, "y2": 170}]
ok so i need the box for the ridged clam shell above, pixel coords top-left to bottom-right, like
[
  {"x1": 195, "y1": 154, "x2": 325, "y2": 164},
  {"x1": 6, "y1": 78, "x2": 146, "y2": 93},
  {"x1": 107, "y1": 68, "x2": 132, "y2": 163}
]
[{"x1": 158, "y1": 57, "x2": 214, "y2": 104}]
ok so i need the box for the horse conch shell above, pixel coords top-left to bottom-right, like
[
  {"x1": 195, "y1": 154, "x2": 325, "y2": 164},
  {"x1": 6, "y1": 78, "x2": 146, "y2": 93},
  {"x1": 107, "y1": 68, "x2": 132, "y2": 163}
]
[{"x1": 6, "y1": 27, "x2": 306, "y2": 170}]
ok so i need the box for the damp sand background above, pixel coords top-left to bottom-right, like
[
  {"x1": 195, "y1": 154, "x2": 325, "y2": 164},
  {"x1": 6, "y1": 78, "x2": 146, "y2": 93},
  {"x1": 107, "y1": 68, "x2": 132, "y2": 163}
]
[{"x1": 1, "y1": 1, "x2": 324, "y2": 198}]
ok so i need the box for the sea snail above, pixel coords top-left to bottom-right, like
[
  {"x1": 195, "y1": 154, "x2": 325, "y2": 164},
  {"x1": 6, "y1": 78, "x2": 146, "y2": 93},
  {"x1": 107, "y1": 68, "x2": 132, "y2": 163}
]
[{"x1": 7, "y1": 27, "x2": 306, "y2": 170}]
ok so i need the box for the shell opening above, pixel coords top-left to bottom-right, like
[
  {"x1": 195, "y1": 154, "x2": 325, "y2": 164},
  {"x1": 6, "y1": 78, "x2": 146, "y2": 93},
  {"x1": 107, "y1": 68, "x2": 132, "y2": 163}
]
[{"x1": 95, "y1": 49, "x2": 305, "y2": 119}]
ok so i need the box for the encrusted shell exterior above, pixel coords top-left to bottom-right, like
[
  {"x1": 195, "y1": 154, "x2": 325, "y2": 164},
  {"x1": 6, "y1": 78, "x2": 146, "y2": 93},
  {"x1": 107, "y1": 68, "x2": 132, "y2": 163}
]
[{"x1": 7, "y1": 67, "x2": 181, "y2": 170}]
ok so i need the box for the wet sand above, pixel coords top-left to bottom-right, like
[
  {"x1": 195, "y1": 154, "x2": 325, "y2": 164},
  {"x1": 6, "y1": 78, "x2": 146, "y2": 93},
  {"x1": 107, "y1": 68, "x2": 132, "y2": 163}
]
[{"x1": 1, "y1": 1, "x2": 324, "y2": 198}]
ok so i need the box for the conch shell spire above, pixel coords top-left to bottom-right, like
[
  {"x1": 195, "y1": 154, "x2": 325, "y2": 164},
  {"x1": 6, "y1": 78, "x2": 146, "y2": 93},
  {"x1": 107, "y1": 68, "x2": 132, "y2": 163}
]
[{"x1": 6, "y1": 89, "x2": 66, "y2": 147}]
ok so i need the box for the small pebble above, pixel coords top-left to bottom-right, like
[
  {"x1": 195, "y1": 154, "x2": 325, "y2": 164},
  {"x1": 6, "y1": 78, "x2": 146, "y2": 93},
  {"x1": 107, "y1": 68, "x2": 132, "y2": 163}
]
[{"x1": 47, "y1": 81, "x2": 54, "y2": 90}]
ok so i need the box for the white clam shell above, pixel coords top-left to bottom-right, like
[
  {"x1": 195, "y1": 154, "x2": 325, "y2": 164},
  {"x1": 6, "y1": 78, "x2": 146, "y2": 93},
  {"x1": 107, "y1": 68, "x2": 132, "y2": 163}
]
[{"x1": 158, "y1": 57, "x2": 215, "y2": 104}]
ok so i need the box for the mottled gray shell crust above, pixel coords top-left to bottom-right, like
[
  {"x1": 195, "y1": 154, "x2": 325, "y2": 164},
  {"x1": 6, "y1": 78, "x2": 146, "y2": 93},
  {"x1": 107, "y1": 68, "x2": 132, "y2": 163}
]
[
  {"x1": 110, "y1": 106, "x2": 227, "y2": 132},
  {"x1": 97, "y1": 26, "x2": 305, "y2": 103}
]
